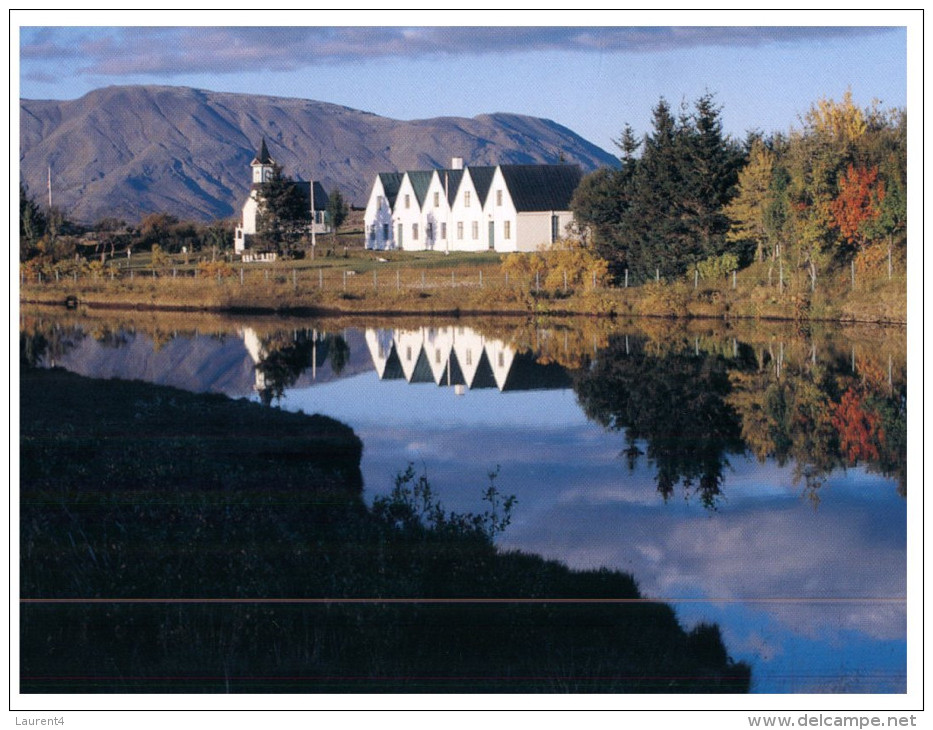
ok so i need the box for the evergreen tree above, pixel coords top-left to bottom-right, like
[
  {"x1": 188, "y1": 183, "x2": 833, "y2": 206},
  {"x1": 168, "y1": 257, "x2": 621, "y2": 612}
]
[{"x1": 256, "y1": 163, "x2": 308, "y2": 255}]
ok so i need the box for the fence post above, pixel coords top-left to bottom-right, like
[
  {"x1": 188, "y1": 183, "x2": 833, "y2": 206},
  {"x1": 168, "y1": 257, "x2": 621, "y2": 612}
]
[
  {"x1": 563, "y1": 270, "x2": 568, "y2": 293},
  {"x1": 55, "y1": 270, "x2": 59, "y2": 282},
  {"x1": 320, "y1": 269, "x2": 323, "y2": 289},
  {"x1": 343, "y1": 270, "x2": 347, "y2": 290},
  {"x1": 624, "y1": 269, "x2": 628, "y2": 288},
  {"x1": 240, "y1": 268, "x2": 244, "y2": 285},
  {"x1": 451, "y1": 270, "x2": 455, "y2": 287},
  {"x1": 397, "y1": 269, "x2": 400, "y2": 291},
  {"x1": 505, "y1": 272, "x2": 509, "y2": 287},
  {"x1": 732, "y1": 270, "x2": 736, "y2": 289},
  {"x1": 535, "y1": 271, "x2": 540, "y2": 293},
  {"x1": 656, "y1": 267, "x2": 659, "y2": 283},
  {"x1": 293, "y1": 268, "x2": 297, "y2": 290},
  {"x1": 479, "y1": 270, "x2": 483, "y2": 288},
  {"x1": 851, "y1": 260, "x2": 856, "y2": 290},
  {"x1": 694, "y1": 269, "x2": 698, "y2": 290},
  {"x1": 421, "y1": 271, "x2": 425, "y2": 289},
  {"x1": 374, "y1": 269, "x2": 378, "y2": 290}
]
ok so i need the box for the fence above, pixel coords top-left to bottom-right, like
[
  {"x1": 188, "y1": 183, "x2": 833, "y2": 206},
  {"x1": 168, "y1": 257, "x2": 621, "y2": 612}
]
[{"x1": 20, "y1": 257, "x2": 901, "y2": 298}]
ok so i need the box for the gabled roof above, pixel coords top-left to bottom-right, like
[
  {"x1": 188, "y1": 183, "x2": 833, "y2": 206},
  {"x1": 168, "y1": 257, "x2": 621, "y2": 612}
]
[
  {"x1": 467, "y1": 166, "x2": 497, "y2": 206},
  {"x1": 377, "y1": 172, "x2": 405, "y2": 208},
  {"x1": 439, "y1": 169, "x2": 465, "y2": 206},
  {"x1": 499, "y1": 164, "x2": 583, "y2": 212},
  {"x1": 251, "y1": 138, "x2": 274, "y2": 166},
  {"x1": 406, "y1": 170, "x2": 435, "y2": 208}
]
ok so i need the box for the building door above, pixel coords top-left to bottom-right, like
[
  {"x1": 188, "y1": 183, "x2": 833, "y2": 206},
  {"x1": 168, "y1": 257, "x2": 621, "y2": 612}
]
[
  {"x1": 397, "y1": 223, "x2": 404, "y2": 249},
  {"x1": 551, "y1": 215, "x2": 559, "y2": 243},
  {"x1": 488, "y1": 221, "x2": 495, "y2": 250}
]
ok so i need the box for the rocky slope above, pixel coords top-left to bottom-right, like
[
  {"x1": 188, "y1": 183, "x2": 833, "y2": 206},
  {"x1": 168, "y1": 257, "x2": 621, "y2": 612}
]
[{"x1": 20, "y1": 85, "x2": 617, "y2": 224}]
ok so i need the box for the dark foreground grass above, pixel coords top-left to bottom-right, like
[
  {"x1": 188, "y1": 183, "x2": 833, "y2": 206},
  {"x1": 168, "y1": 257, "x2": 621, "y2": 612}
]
[{"x1": 20, "y1": 367, "x2": 751, "y2": 693}]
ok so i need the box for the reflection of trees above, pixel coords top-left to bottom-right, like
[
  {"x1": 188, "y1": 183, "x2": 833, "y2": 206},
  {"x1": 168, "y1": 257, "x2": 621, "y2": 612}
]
[
  {"x1": 20, "y1": 323, "x2": 86, "y2": 369},
  {"x1": 577, "y1": 332, "x2": 907, "y2": 505},
  {"x1": 728, "y1": 350, "x2": 907, "y2": 500},
  {"x1": 257, "y1": 331, "x2": 350, "y2": 406},
  {"x1": 574, "y1": 336, "x2": 748, "y2": 508}
]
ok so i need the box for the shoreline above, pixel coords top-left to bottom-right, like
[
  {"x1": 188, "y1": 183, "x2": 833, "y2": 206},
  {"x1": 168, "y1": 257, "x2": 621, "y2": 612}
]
[{"x1": 19, "y1": 293, "x2": 908, "y2": 327}]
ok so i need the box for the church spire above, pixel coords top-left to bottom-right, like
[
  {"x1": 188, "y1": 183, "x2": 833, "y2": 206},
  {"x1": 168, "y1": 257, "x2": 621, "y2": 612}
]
[
  {"x1": 251, "y1": 138, "x2": 273, "y2": 166},
  {"x1": 250, "y1": 138, "x2": 275, "y2": 184}
]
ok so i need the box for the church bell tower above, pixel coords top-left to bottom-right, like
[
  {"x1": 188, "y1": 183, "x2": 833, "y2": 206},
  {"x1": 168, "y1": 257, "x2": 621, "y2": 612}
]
[{"x1": 251, "y1": 138, "x2": 275, "y2": 184}]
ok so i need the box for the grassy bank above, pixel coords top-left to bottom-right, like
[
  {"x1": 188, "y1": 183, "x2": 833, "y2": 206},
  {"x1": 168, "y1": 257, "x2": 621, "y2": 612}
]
[
  {"x1": 20, "y1": 249, "x2": 907, "y2": 324},
  {"x1": 20, "y1": 368, "x2": 751, "y2": 693}
]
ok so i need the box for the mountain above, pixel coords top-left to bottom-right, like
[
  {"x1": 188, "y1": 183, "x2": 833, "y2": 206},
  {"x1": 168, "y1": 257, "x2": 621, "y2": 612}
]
[{"x1": 19, "y1": 85, "x2": 618, "y2": 225}]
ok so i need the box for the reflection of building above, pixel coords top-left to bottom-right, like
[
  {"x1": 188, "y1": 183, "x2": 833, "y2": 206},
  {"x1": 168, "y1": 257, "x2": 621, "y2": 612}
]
[
  {"x1": 234, "y1": 139, "x2": 330, "y2": 256},
  {"x1": 363, "y1": 158, "x2": 582, "y2": 253},
  {"x1": 365, "y1": 326, "x2": 571, "y2": 393}
]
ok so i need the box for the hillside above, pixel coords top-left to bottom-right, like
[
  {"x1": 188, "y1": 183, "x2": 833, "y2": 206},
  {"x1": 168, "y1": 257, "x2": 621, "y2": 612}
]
[{"x1": 20, "y1": 85, "x2": 618, "y2": 225}]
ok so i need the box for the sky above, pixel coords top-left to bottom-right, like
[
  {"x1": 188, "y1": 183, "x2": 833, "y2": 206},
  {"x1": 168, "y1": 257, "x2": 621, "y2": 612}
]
[{"x1": 14, "y1": 10, "x2": 914, "y2": 154}]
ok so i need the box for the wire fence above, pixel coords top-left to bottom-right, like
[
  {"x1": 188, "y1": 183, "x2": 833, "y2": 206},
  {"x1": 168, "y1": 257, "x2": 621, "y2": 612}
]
[{"x1": 20, "y1": 257, "x2": 902, "y2": 297}]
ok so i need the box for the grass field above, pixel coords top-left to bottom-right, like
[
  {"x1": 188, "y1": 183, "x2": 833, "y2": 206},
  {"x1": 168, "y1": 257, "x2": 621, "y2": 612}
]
[{"x1": 20, "y1": 241, "x2": 907, "y2": 324}]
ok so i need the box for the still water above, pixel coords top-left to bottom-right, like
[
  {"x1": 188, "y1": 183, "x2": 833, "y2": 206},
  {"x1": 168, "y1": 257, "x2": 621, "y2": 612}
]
[{"x1": 22, "y1": 311, "x2": 907, "y2": 693}]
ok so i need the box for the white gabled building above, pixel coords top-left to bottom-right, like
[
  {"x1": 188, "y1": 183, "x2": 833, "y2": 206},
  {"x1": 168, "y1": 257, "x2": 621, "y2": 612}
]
[
  {"x1": 234, "y1": 139, "x2": 330, "y2": 256},
  {"x1": 363, "y1": 158, "x2": 582, "y2": 253}
]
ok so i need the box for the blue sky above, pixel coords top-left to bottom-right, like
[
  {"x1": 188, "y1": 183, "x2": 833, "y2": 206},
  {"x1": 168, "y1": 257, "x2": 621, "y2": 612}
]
[{"x1": 15, "y1": 11, "x2": 913, "y2": 153}]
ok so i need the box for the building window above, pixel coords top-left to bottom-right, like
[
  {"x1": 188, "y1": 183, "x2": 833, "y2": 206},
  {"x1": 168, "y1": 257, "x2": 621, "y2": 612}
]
[
  {"x1": 435, "y1": 349, "x2": 441, "y2": 364},
  {"x1": 464, "y1": 190, "x2": 471, "y2": 207},
  {"x1": 496, "y1": 189, "x2": 502, "y2": 206},
  {"x1": 498, "y1": 352, "x2": 505, "y2": 368},
  {"x1": 434, "y1": 191, "x2": 440, "y2": 207},
  {"x1": 466, "y1": 350, "x2": 472, "y2": 366},
  {"x1": 412, "y1": 223, "x2": 419, "y2": 240},
  {"x1": 472, "y1": 221, "x2": 479, "y2": 240},
  {"x1": 382, "y1": 223, "x2": 389, "y2": 240},
  {"x1": 406, "y1": 346, "x2": 412, "y2": 361},
  {"x1": 441, "y1": 222, "x2": 447, "y2": 239},
  {"x1": 368, "y1": 226, "x2": 375, "y2": 244},
  {"x1": 504, "y1": 221, "x2": 511, "y2": 239},
  {"x1": 457, "y1": 222, "x2": 464, "y2": 240},
  {"x1": 377, "y1": 195, "x2": 384, "y2": 209},
  {"x1": 551, "y1": 214, "x2": 559, "y2": 243},
  {"x1": 405, "y1": 194, "x2": 410, "y2": 209}
]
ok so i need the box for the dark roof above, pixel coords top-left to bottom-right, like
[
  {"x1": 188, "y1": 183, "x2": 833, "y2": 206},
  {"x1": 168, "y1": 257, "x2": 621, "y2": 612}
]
[
  {"x1": 501, "y1": 351, "x2": 573, "y2": 392},
  {"x1": 292, "y1": 181, "x2": 329, "y2": 211},
  {"x1": 407, "y1": 171, "x2": 435, "y2": 207},
  {"x1": 377, "y1": 172, "x2": 405, "y2": 208},
  {"x1": 251, "y1": 138, "x2": 273, "y2": 166},
  {"x1": 467, "y1": 166, "x2": 497, "y2": 206},
  {"x1": 441, "y1": 169, "x2": 465, "y2": 206},
  {"x1": 498, "y1": 164, "x2": 583, "y2": 212}
]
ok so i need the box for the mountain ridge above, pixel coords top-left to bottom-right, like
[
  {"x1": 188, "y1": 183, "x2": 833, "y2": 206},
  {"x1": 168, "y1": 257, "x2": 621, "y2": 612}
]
[{"x1": 20, "y1": 85, "x2": 617, "y2": 225}]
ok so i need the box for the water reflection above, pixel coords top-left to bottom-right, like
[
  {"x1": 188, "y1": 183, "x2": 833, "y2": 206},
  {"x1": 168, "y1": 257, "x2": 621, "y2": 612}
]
[{"x1": 19, "y1": 310, "x2": 908, "y2": 692}]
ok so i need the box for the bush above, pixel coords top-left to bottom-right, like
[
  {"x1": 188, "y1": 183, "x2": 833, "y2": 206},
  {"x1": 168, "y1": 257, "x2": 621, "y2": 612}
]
[{"x1": 697, "y1": 252, "x2": 739, "y2": 281}]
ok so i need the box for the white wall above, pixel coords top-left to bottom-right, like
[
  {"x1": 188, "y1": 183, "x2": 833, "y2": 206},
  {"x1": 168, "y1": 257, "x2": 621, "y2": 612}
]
[{"x1": 363, "y1": 178, "x2": 395, "y2": 250}]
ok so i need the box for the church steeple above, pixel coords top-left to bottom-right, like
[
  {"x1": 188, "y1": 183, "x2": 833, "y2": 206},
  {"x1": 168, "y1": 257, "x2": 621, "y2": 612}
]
[{"x1": 251, "y1": 138, "x2": 275, "y2": 184}]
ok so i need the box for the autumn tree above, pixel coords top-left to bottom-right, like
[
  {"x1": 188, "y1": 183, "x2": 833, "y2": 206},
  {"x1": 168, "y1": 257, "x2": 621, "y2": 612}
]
[
  {"x1": 829, "y1": 164, "x2": 885, "y2": 265},
  {"x1": 724, "y1": 140, "x2": 776, "y2": 261}
]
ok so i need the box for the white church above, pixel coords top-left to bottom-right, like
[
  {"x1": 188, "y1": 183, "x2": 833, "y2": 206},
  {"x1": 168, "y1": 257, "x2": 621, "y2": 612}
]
[
  {"x1": 234, "y1": 139, "x2": 330, "y2": 257},
  {"x1": 363, "y1": 158, "x2": 583, "y2": 254}
]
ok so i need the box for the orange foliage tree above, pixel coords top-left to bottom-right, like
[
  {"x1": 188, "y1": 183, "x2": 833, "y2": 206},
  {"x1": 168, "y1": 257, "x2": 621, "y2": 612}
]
[{"x1": 829, "y1": 164, "x2": 886, "y2": 265}]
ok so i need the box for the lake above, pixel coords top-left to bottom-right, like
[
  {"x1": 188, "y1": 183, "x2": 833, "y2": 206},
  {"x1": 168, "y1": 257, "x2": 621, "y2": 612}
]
[{"x1": 20, "y1": 309, "x2": 907, "y2": 693}]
